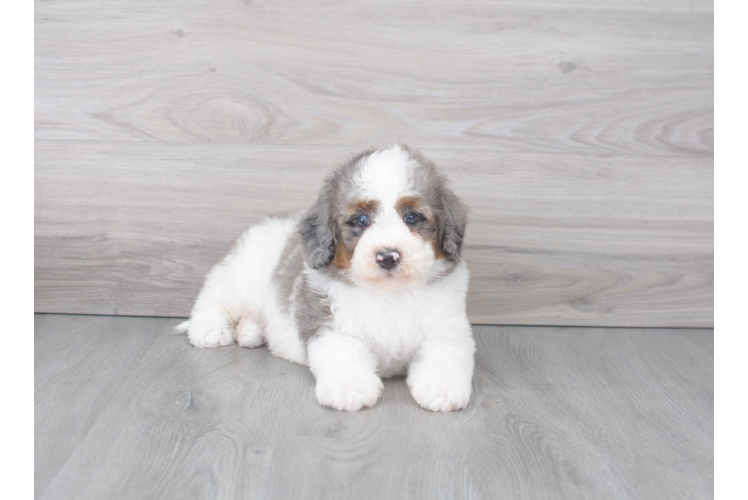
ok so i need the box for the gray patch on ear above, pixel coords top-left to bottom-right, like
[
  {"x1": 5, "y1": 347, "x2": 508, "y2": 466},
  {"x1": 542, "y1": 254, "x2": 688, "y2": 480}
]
[
  {"x1": 300, "y1": 190, "x2": 336, "y2": 269},
  {"x1": 400, "y1": 144, "x2": 468, "y2": 263},
  {"x1": 299, "y1": 148, "x2": 375, "y2": 269},
  {"x1": 439, "y1": 185, "x2": 468, "y2": 262}
]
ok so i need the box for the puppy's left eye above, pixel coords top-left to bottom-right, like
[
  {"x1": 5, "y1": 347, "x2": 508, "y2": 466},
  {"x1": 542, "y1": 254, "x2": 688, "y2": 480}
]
[
  {"x1": 403, "y1": 212, "x2": 420, "y2": 224},
  {"x1": 355, "y1": 214, "x2": 370, "y2": 227}
]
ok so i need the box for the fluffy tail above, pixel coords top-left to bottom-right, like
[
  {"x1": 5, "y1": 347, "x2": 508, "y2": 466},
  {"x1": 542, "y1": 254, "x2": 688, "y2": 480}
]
[{"x1": 174, "y1": 320, "x2": 190, "y2": 334}]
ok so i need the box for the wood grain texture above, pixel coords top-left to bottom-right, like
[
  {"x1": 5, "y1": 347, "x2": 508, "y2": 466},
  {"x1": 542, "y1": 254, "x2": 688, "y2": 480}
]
[
  {"x1": 35, "y1": 142, "x2": 713, "y2": 326},
  {"x1": 34, "y1": 314, "x2": 162, "y2": 495},
  {"x1": 34, "y1": 0, "x2": 713, "y2": 326},
  {"x1": 35, "y1": 0, "x2": 712, "y2": 157},
  {"x1": 34, "y1": 314, "x2": 714, "y2": 500}
]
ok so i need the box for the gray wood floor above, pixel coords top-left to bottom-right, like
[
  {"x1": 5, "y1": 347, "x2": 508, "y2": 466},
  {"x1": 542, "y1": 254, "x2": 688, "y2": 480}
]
[{"x1": 35, "y1": 314, "x2": 713, "y2": 500}]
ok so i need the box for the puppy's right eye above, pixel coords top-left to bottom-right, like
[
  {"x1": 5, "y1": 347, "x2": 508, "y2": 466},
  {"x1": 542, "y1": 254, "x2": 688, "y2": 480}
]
[
  {"x1": 355, "y1": 215, "x2": 370, "y2": 227},
  {"x1": 403, "y1": 212, "x2": 420, "y2": 224}
]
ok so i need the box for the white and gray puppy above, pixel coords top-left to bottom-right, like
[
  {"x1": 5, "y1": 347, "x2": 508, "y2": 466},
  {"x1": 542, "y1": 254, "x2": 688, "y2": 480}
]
[{"x1": 177, "y1": 144, "x2": 475, "y2": 412}]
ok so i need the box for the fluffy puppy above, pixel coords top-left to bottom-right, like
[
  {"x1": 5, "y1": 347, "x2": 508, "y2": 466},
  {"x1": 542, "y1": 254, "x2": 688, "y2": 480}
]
[{"x1": 177, "y1": 145, "x2": 474, "y2": 412}]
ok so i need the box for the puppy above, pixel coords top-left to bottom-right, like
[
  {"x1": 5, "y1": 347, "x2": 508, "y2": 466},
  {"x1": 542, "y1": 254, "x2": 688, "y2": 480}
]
[{"x1": 176, "y1": 145, "x2": 475, "y2": 412}]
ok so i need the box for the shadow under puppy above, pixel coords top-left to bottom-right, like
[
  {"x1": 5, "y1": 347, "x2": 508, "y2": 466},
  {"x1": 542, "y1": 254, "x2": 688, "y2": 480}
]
[{"x1": 177, "y1": 145, "x2": 475, "y2": 412}]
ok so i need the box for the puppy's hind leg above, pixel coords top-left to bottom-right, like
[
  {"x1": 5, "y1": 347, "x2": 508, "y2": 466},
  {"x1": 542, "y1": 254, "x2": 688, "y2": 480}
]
[
  {"x1": 235, "y1": 313, "x2": 265, "y2": 348},
  {"x1": 186, "y1": 308, "x2": 235, "y2": 348}
]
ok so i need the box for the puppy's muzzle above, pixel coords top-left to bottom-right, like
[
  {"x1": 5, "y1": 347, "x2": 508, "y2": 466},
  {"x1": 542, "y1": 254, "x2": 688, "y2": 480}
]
[{"x1": 376, "y1": 249, "x2": 401, "y2": 270}]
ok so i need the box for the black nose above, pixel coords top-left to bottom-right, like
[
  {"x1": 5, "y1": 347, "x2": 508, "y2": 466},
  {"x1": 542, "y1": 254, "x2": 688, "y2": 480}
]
[{"x1": 376, "y1": 249, "x2": 401, "y2": 270}]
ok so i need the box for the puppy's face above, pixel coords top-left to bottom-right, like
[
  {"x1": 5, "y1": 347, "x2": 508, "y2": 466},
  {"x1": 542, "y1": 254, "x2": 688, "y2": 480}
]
[{"x1": 301, "y1": 145, "x2": 467, "y2": 291}]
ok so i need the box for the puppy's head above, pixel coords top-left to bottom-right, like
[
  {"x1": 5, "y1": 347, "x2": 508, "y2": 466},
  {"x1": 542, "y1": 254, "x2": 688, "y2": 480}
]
[{"x1": 300, "y1": 145, "x2": 467, "y2": 290}]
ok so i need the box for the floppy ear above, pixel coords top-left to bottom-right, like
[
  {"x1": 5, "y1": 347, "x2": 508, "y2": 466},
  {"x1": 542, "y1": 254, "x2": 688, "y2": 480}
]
[
  {"x1": 300, "y1": 189, "x2": 337, "y2": 269},
  {"x1": 439, "y1": 186, "x2": 468, "y2": 262}
]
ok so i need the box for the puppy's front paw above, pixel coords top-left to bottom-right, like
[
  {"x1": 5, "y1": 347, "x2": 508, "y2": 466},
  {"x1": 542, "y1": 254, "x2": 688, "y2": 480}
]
[
  {"x1": 408, "y1": 378, "x2": 471, "y2": 412},
  {"x1": 315, "y1": 373, "x2": 384, "y2": 412},
  {"x1": 188, "y1": 323, "x2": 234, "y2": 348}
]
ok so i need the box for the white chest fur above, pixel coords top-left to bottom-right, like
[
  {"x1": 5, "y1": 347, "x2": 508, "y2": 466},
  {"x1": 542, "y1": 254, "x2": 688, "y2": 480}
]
[{"x1": 308, "y1": 262, "x2": 470, "y2": 377}]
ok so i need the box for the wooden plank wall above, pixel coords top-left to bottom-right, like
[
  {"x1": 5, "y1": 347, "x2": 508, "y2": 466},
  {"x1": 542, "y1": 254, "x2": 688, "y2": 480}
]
[{"x1": 34, "y1": 0, "x2": 713, "y2": 327}]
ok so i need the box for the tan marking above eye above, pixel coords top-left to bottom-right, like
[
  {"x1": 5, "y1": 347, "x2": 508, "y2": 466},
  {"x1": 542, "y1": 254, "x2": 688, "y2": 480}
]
[
  {"x1": 395, "y1": 195, "x2": 443, "y2": 258},
  {"x1": 337, "y1": 200, "x2": 379, "y2": 226},
  {"x1": 351, "y1": 199, "x2": 379, "y2": 213},
  {"x1": 395, "y1": 195, "x2": 423, "y2": 211},
  {"x1": 338, "y1": 199, "x2": 380, "y2": 226},
  {"x1": 396, "y1": 195, "x2": 432, "y2": 219}
]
